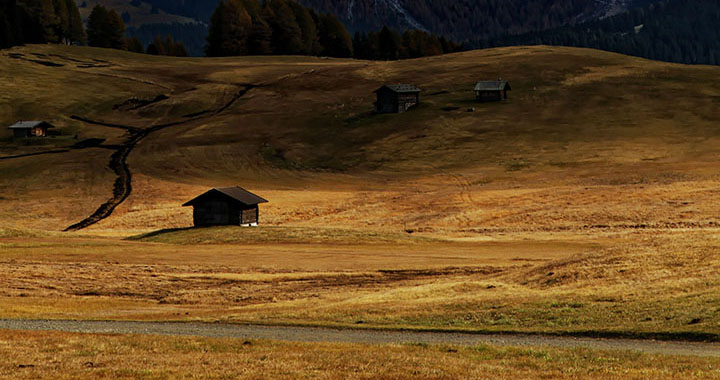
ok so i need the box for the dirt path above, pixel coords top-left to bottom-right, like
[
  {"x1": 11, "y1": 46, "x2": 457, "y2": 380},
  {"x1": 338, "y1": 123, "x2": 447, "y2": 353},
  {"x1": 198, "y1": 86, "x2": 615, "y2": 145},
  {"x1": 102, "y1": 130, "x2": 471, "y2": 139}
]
[
  {"x1": 64, "y1": 84, "x2": 256, "y2": 231},
  {"x1": 1, "y1": 319, "x2": 719, "y2": 357}
]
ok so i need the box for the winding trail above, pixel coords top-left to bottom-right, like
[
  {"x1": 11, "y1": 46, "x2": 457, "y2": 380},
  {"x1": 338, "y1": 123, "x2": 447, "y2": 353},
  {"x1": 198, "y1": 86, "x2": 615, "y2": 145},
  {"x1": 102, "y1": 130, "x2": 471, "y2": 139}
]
[
  {"x1": 0, "y1": 149, "x2": 71, "y2": 161},
  {"x1": 1, "y1": 319, "x2": 719, "y2": 357},
  {"x1": 64, "y1": 85, "x2": 256, "y2": 231}
]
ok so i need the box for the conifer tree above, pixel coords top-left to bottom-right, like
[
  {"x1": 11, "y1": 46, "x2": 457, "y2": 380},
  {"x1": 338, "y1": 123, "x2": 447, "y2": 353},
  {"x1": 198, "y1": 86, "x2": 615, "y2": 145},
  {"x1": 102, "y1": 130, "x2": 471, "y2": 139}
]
[
  {"x1": 86, "y1": 5, "x2": 110, "y2": 47},
  {"x1": 125, "y1": 36, "x2": 144, "y2": 53},
  {"x1": 106, "y1": 8, "x2": 125, "y2": 49},
  {"x1": 288, "y1": 0, "x2": 318, "y2": 54},
  {"x1": 206, "y1": 0, "x2": 252, "y2": 56},
  {"x1": 65, "y1": 0, "x2": 84, "y2": 44},
  {"x1": 264, "y1": 0, "x2": 302, "y2": 54},
  {"x1": 377, "y1": 26, "x2": 401, "y2": 60},
  {"x1": 86, "y1": 5, "x2": 125, "y2": 49},
  {"x1": 1, "y1": 0, "x2": 22, "y2": 48},
  {"x1": 317, "y1": 13, "x2": 352, "y2": 58}
]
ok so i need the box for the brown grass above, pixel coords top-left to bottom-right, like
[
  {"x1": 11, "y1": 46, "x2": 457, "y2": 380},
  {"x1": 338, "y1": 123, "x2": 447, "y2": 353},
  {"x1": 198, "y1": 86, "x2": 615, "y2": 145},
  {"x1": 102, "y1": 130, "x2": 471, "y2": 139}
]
[
  {"x1": 0, "y1": 229, "x2": 718, "y2": 340},
  {"x1": 1, "y1": 44, "x2": 720, "y2": 360},
  {"x1": 1, "y1": 330, "x2": 719, "y2": 379}
]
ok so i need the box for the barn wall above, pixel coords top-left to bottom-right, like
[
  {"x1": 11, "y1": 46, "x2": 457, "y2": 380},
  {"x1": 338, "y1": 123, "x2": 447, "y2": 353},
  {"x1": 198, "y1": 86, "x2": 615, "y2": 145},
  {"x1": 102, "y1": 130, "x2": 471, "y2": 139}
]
[
  {"x1": 376, "y1": 90, "x2": 420, "y2": 114},
  {"x1": 376, "y1": 90, "x2": 397, "y2": 113},
  {"x1": 476, "y1": 90, "x2": 503, "y2": 102},
  {"x1": 240, "y1": 206, "x2": 259, "y2": 225},
  {"x1": 12, "y1": 129, "x2": 30, "y2": 138},
  {"x1": 397, "y1": 93, "x2": 419, "y2": 112},
  {"x1": 193, "y1": 200, "x2": 232, "y2": 226}
]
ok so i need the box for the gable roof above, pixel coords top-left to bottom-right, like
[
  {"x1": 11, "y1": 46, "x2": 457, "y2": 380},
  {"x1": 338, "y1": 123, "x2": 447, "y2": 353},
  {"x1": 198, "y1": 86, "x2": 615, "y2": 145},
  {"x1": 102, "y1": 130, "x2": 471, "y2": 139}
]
[
  {"x1": 375, "y1": 84, "x2": 421, "y2": 94},
  {"x1": 8, "y1": 121, "x2": 54, "y2": 129},
  {"x1": 183, "y1": 187, "x2": 269, "y2": 207},
  {"x1": 475, "y1": 80, "x2": 511, "y2": 92}
]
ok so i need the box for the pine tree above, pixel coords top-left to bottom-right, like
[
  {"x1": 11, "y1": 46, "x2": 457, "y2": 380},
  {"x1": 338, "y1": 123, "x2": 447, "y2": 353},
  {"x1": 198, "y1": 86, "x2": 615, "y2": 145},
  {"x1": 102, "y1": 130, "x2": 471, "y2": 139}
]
[
  {"x1": 86, "y1": 5, "x2": 110, "y2": 47},
  {"x1": 264, "y1": 0, "x2": 302, "y2": 54},
  {"x1": 206, "y1": 0, "x2": 252, "y2": 57},
  {"x1": 125, "y1": 36, "x2": 144, "y2": 53},
  {"x1": 247, "y1": 16, "x2": 272, "y2": 54},
  {"x1": 106, "y1": 8, "x2": 125, "y2": 49},
  {"x1": 0, "y1": 0, "x2": 18, "y2": 48},
  {"x1": 317, "y1": 13, "x2": 352, "y2": 58},
  {"x1": 65, "y1": 0, "x2": 84, "y2": 44},
  {"x1": 150, "y1": 35, "x2": 166, "y2": 55},
  {"x1": 51, "y1": 0, "x2": 69, "y2": 43},
  {"x1": 288, "y1": 0, "x2": 318, "y2": 54},
  {"x1": 86, "y1": 5, "x2": 125, "y2": 49},
  {"x1": 239, "y1": 0, "x2": 271, "y2": 55},
  {"x1": 12, "y1": 0, "x2": 45, "y2": 44},
  {"x1": 377, "y1": 26, "x2": 400, "y2": 60}
]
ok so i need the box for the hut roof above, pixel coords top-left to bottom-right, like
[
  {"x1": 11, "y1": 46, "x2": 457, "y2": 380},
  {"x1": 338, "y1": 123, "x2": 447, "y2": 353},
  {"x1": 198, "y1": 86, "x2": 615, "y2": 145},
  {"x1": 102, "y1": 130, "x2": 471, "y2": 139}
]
[
  {"x1": 8, "y1": 121, "x2": 55, "y2": 129},
  {"x1": 183, "y1": 187, "x2": 269, "y2": 207},
  {"x1": 475, "y1": 80, "x2": 511, "y2": 91},
  {"x1": 375, "y1": 84, "x2": 421, "y2": 94}
]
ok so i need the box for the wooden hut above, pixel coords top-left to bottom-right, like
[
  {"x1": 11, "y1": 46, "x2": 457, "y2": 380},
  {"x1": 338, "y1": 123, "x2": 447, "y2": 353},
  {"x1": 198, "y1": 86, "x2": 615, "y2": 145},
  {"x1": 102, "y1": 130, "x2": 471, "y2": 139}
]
[
  {"x1": 375, "y1": 84, "x2": 421, "y2": 113},
  {"x1": 183, "y1": 187, "x2": 268, "y2": 227},
  {"x1": 475, "y1": 80, "x2": 511, "y2": 102},
  {"x1": 8, "y1": 121, "x2": 55, "y2": 138}
]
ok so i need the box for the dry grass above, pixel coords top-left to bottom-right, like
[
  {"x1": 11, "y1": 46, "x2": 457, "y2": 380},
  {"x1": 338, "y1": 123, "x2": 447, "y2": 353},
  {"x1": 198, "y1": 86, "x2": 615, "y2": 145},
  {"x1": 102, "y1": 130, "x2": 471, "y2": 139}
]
[
  {"x1": 0, "y1": 229, "x2": 718, "y2": 340},
  {"x1": 1, "y1": 44, "x2": 720, "y2": 369},
  {"x1": 1, "y1": 330, "x2": 719, "y2": 379},
  {"x1": 2, "y1": 45, "x2": 720, "y2": 235}
]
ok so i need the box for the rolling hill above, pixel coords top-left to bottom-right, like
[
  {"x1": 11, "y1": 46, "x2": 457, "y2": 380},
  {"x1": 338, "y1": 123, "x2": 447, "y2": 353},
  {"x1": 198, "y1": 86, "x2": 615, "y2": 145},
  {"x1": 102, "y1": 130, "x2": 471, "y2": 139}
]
[
  {"x1": 2, "y1": 45, "x2": 720, "y2": 354},
  {"x1": 0, "y1": 44, "x2": 719, "y2": 235}
]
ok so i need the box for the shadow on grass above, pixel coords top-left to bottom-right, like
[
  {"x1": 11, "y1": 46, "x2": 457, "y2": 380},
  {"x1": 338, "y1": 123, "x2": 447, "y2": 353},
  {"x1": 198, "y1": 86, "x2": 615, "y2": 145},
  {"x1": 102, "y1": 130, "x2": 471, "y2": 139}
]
[{"x1": 126, "y1": 226, "x2": 197, "y2": 241}]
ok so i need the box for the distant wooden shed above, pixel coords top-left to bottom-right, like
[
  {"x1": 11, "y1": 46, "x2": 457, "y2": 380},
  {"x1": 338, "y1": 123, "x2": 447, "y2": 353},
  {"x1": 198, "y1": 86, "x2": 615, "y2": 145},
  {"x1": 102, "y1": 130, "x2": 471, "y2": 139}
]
[
  {"x1": 183, "y1": 187, "x2": 268, "y2": 227},
  {"x1": 475, "y1": 80, "x2": 511, "y2": 102},
  {"x1": 8, "y1": 121, "x2": 55, "y2": 138},
  {"x1": 375, "y1": 84, "x2": 421, "y2": 114}
]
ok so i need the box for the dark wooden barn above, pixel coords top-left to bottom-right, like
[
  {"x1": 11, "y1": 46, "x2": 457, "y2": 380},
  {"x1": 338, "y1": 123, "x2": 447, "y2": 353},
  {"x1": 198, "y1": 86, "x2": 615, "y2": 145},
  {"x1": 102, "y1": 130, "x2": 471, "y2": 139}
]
[
  {"x1": 8, "y1": 121, "x2": 55, "y2": 138},
  {"x1": 375, "y1": 84, "x2": 421, "y2": 113},
  {"x1": 183, "y1": 187, "x2": 269, "y2": 227},
  {"x1": 475, "y1": 80, "x2": 511, "y2": 102}
]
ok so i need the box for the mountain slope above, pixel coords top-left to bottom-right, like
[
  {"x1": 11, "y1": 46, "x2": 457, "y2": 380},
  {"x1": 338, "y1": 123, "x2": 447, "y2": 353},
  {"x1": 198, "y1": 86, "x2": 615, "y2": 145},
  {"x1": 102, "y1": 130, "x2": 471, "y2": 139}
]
[
  {"x1": 296, "y1": 0, "x2": 662, "y2": 39},
  {"x1": 479, "y1": 0, "x2": 720, "y2": 65}
]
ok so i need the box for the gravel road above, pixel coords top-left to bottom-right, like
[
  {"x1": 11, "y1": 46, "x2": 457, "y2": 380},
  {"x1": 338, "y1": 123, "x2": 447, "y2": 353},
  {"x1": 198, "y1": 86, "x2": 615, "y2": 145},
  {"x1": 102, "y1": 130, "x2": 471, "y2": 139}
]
[{"x1": 1, "y1": 319, "x2": 719, "y2": 357}]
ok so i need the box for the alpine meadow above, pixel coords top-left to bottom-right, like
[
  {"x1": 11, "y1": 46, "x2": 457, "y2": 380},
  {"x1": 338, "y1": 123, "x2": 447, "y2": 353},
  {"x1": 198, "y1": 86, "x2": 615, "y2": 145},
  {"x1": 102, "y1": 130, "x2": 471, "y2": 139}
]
[{"x1": 1, "y1": 0, "x2": 720, "y2": 379}]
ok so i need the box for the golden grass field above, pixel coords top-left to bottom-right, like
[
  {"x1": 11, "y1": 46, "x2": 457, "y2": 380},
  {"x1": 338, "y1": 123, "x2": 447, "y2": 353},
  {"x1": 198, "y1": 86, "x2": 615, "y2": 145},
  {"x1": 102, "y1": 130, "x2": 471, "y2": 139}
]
[
  {"x1": 2, "y1": 330, "x2": 720, "y2": 380},
  {"x1": 1, "y1": 44, "x2": 720, "y2": 377}
]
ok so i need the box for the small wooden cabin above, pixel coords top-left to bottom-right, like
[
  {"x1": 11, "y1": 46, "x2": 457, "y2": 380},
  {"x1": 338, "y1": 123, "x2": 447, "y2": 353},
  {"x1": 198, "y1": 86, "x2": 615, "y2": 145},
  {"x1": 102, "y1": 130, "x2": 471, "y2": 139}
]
[
  {"x1": 183, "y1": 187, "x2": 268, "y2": 227},
  {"x1": 8, "y1": 121, "x2": 55, "y2": 138},
  {"x1": 375, "y1": 84, "x2": 421, "y2": 114},
  {"x1": 475, "y1": 80, "x2": 511, "y2": 102}
]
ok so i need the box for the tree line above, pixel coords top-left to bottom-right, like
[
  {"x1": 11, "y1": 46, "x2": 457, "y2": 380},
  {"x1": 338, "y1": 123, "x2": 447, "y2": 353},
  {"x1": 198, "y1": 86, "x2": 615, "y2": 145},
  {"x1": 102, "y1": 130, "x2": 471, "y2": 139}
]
[
  {"x1": 205, "y1": 0, "x2": 462, "y2": 59},
  {"x1": 1, "y1": 0, "x2": 84, "y2": 48},
  {"x1": 353, "y1": 27, "x2": 462, "y2": 60},
  {"x1": 2, "y1": 0, "x2": 461, "y2": 61},
  {"x1": 85, "y1": 4, "x2": 188, "y2": 56},
  {"x1": 0, "y1": 0, "x2": 188, "y2": 57}
]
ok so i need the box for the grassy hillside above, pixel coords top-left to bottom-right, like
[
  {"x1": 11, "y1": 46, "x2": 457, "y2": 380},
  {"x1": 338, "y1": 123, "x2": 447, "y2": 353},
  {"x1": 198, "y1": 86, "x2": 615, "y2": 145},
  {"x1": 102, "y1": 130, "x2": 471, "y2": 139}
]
[
  {"x1": 1, "y1": 44, "x2": 719, "y2": 234},
  {"x1": 1, "y1": 44, "x2": 720, "y2": 348}
]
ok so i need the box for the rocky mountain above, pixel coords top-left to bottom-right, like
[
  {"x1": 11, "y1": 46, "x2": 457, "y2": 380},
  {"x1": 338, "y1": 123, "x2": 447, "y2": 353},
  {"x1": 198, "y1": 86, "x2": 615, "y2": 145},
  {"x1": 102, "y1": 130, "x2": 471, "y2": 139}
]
[{"x1": 296, "y1": 0, "x2": 663, "y2": 41}]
